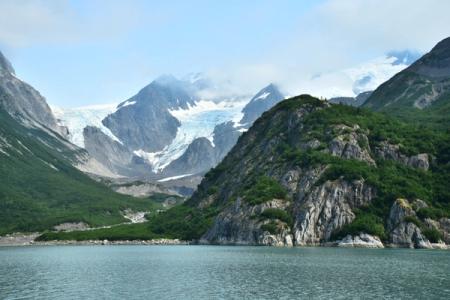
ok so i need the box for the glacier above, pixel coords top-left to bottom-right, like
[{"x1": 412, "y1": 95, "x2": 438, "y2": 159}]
[
  {"x1": 134, "y1": 98, "x2": 247, "y2": 172},
  {"x1": 51, "y1": 103, "x2": 121, "y2": 148}
]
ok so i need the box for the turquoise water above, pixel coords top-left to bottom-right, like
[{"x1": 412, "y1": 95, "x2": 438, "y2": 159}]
[{"x1": 0, "y1": 246, "x2": 449, "y2": 299}]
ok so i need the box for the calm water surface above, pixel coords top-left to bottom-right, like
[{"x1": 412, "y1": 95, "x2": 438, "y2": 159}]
[{"x1": 0, "y1": 245, "x2": 449, "y2": 299}]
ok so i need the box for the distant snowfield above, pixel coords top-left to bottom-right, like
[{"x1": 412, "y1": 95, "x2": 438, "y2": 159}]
[
  {"x1": 135, "y1": 98, "x2": 248, "y2": 172},
  {"x1": 52, "y1": 52, "x2": 416, "y2": 174},
  {"x1": 51, "y1": 103, "x2": 120, "y2": 148},
  {"x1": 302, "y1": 54, "x2": 411, "y2": 99}
]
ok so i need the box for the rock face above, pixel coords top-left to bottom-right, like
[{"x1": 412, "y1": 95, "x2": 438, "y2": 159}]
[
  {"x1": 387, "y1": 199, "x2": 432, "y2": 249},
  {"x1": 374, "y1": 141, "x2": 430, "y2": 170},
  {"x1": 294, "y1": 178, "x2": 376, "y2": 245},
  {"x1": 326, "y1": 124, "x2": 375, "y2": 166},
  {"x1": 202, "y1": 199, "x2": 293, "y2": 246},
  {"x1": 0, "y1": 51, "x2": 66, "y2": 137},
  {"x1": 240, "y1": 83, "x2": 284, "y2": 126},
  {"x1": 83, "y1": 126, "x2": 134, "y2": 173},
  {"x1": 163, "y1": 137, "x2": 217, "y2": 176},
  {"x1": 102, "y1": 76, "x2": 194, "y2": 152},
  {"x1": 212, "y1": 121, "x2": 241, "y2": 160},
  {"x1": 335, "y1": 233, "x2": 384, "y2": 248}
]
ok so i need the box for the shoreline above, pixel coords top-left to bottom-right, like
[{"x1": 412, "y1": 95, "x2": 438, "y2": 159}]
[{"x1": 1, "y1": 234, "x2": 448, "y2": 249}]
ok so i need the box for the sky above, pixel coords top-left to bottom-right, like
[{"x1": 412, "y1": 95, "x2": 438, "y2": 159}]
[{"x1": 0, "y1": 0, "x2": 449, "y2": 107}]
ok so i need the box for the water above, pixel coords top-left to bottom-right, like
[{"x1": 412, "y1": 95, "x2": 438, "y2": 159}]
[{"x1": 0, "y1": 246, "x2": 449, "y2": 299}]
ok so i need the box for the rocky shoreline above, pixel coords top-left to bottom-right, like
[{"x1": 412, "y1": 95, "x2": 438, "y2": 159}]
[
  {"x1": 0, "y1": 234, "x2": 189, "y2": 247},
  {"x1": 1, "y1": 232, "x2": 448, "y2": 249}
]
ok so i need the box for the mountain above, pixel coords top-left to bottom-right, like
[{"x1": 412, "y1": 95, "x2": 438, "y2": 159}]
[
  {"x1": 0, "y1": 52, "x2": 161, "y2": 235},
  {"x1": 363, "y1": 37, "x2": 450, "y2": 125},
  {"x1": 55, "y1": 49, "x2": 418, "y2": 182},
  {"x1": 59, "y1": 80, "x2": 282, "y2": 182},
  {"x1": 184, "y1": 95, "x2": 449, "y2": 247},
  {"x1": 103, "y1": 75, "x2": 196, "y2": 153},
  {"x1": 44, "y1": 95, "x2": 450, "y2": 247},
  {"x1": 0, "y1": 51, "x2": 67, "y2": 137},
  {"x1": 240, "y1": 83, "x2": 284, "y2": 126},
  {"x1": 329, "y1": 91, "x2": 372, "y2": 107}
]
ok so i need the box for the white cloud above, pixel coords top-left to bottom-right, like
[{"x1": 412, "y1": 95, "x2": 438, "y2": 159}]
[
  {"x1": 204, "y1": 0, "x2": 450, "y2": 98},
  {"x1": 0, "y1": 0, "x2": 142, "y2": 47}
]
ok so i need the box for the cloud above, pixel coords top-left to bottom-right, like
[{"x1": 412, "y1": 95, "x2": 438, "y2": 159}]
[
  {"x1": 204, "y1": 0, "x2": 450, "y2": 98},
  {"x1": 0, "y1": 0, "x2": 143, "y2": 47}
]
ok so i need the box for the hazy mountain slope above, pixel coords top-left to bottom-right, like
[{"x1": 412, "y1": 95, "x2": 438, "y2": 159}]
[
  {"x1": 240, "y1": 83, "x2": 284, "y2": 126},
  {"x1": 329, "y1": 91, "x2": 372, "y2": 107},
  {"x1": 363, "y1": 37, "x2": 450, "y2": 126},
  {"x1": 0, "y1": 51, "x2": 66, "y2": 137}
]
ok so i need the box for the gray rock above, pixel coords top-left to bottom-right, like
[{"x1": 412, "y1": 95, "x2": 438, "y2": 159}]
[
  {"x1": 336, "y1": 233, "x2": 384, "y2": 248},
  {"x1": 407, "y1": 153, "x2": 429, "y2": 170},
  {"x1": 387, "y1": 198, "x2": 432, "y2": 248},
  {"x1": 102, "y1": 75, "x2": 196, "y2": 152},
  {"x1": 327, "y1": 124, "x2": 375, "y2": 165},
  {"x1": 212, "y1": 121, "x2": 241, "y2": 161},
  {"x1": 0, "y1": 51, "x2": 66, "y2": 137},
  {"x1": 375, "y1": 141, "x2": 429, "y2": 171},
  {"x1": 294, "y1": 178, "x2": 376, "y2": 245},
  {"x1": 163, "y1": 137, "x2": 217, "y2": 176},
  {"x1": 202, "y1": 199, "x2": 293, "y2": 246},
  {"x1": 83, "y1": 126, "x2": 152, "y2": 177},
  {"x1": 240, "y1": 83, "x2": 284, "y2": 126}
]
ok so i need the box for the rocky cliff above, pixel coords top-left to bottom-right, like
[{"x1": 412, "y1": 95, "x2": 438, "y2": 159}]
[
  {"x1": 182, "y1": 95, "x2": 449, "y2": 248},
  {"x1": 102, "y1": 75, "x2": 194, "y2": 153},
  {"x1": 0, "y1": 51, "x2": 67, "y2": 137}
]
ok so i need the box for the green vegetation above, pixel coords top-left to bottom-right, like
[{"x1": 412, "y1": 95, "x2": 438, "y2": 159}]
[
  {"x1": 274, "y1": 101, "x2": 450, "y2": 240},
  {"x1": 37, "y1": 204, "x2": 217, "y2": 241},
  {"x1": 37, "y1": 223, "x2": 155, "y2": 241},
  {"x1": 260, "y1": 208, "x2": 293, "y2": 226},
  {"x1": 261, "y1": 221, "x2": 279, "y2": 235},
  {"x1": 422, "y1": 228, "x2": 444, "y2": 243},
  {"x1": 332, "y1": 212, "x2": 386, "y2": 240},
  {"x1": 0, "y1": 105, "x2": 159, "y2": 235},
  {"x1": 416, "y1": 207, "x2": 447, "y2": 220},
  {"x1": 146, "y1": 205, "x2": 218, "y2": 240},
  {"x1": 244, "y1": 176, "x2": 288, "y2": 205}
]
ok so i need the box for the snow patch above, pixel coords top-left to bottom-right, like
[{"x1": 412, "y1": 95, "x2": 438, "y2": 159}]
[
  {"x1": 157, "y1": 173, "x2": 193, "y2": 182},
  {"x1": 254, "y1": 92, "x2": 270, "y2": 101},
  {"x1": 118, "y1": 100, "x2": 136, "y2": 109}
]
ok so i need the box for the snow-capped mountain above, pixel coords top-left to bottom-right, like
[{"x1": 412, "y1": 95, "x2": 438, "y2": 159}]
[
  {"x1": 53, "y1": 50, "x2": 419, "y2": 182},
  {"x1": 54, "y1": 75, "x2": 262, "y2": 180}
]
